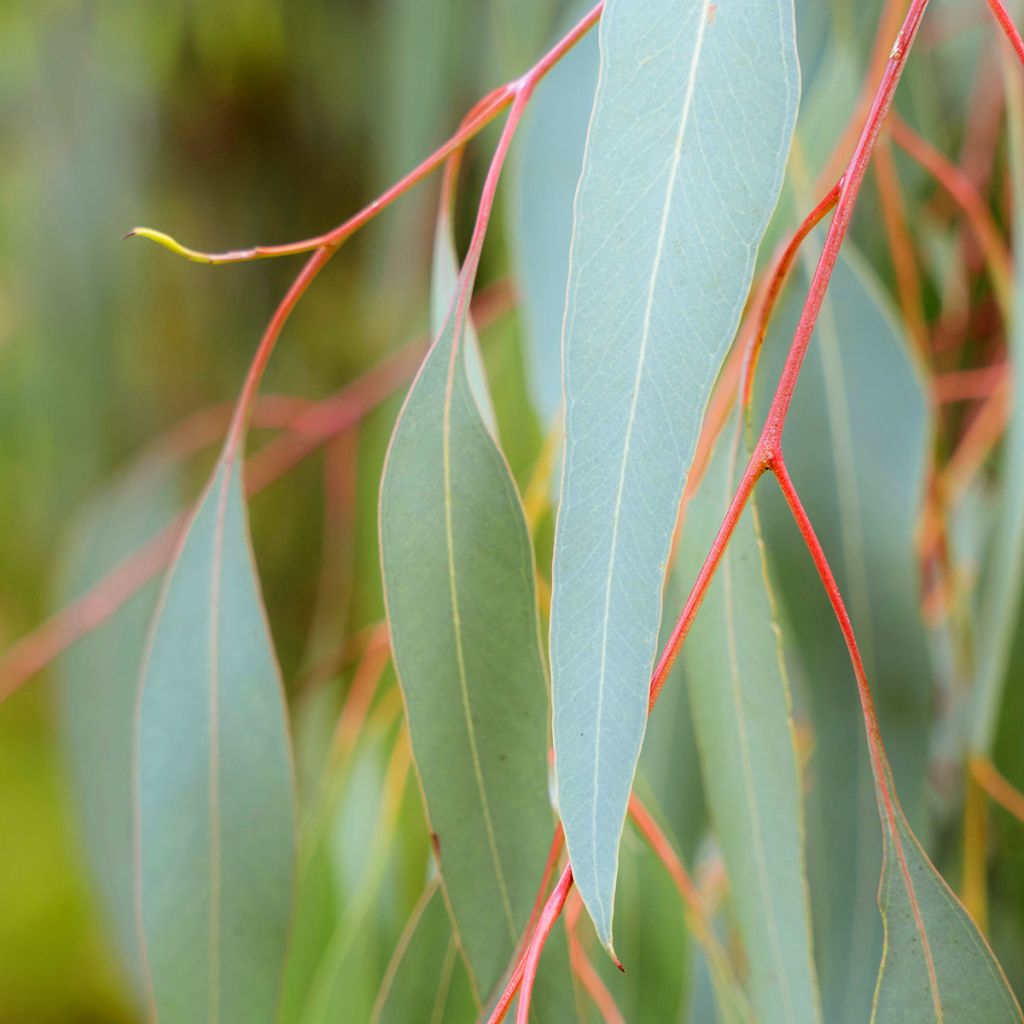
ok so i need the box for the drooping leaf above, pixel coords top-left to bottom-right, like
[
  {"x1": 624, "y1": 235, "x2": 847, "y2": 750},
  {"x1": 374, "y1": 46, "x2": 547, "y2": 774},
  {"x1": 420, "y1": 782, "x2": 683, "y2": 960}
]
[
  {"x1": 510, "y1": 9, "x2": 598, "y2": 423},
  {"x1": 379, "y1": 247, "x2": 555, "y2": 998},
  {"x1": 870, "y1": 773, "x2": 1023, "y2": 1023},
  {"x1": 372, "y1": 883, "x2": 478, "y2": 1024},
  {"x1": 55, "y1": 459, "x2": 181, "y2": 996},
  {"x1": 136, "y1": 457, "x2": 296, "y2": 1023},
  {"x1": 550, "y1": 0, "x2": 800, "y2": 947},
  {"x1": 755, "y1": 250, "x2": 933, "y2": 1023},
  {"x1": 679, "y1": 419, "x2": 821, "y2": 1023}
]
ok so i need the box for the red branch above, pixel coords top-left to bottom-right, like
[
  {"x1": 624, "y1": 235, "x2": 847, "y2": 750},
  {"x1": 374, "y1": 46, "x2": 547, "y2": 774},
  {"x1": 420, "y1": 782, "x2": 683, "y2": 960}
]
[
  {"x1": 985, "y1": 0, "x2": 1024, "y2": 65},
  {"x1": 516, "y1": 865, "x2": 575, "y2": 1024}
]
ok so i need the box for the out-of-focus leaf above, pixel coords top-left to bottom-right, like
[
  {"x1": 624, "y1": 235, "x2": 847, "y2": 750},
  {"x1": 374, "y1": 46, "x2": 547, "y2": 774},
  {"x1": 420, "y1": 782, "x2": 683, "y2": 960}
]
[
  {"x1": 679, "y1": 420, "x2": 821, "y2": 1023},
  {"x1": 871, "y1": 775, "x2": 1022, "y2": 1022},
  {"x1": 379, "y1": 261, "x2": 555, "y2": 999},
  {"x1": 972, "y1": 60, "x2": 1024, "y2": 755},
  {"x1": 372, "y1": 883, "x2": 478, "y2": 1024},
  {"x1": 136, "y1": 458, "x2": 296, "y2": 1023},
  {"x1": 550, "y1": 0, "x2": 800, "y2": 948},
  {"x1": 55, "y1": 459, "x2": 181, "y2": 996},
  {"x1": 637, "y1": 570, "x2": 706, "y2": 866},
  {"x1": 756, "y1": 251, "x2": 932, "y2": 1022},
  {"x1": 278, "y1": 835, "x2": 339, "y2": 1024},
  {"x1": 510, "y1": 12, "x2": 597, "y2": 423}
]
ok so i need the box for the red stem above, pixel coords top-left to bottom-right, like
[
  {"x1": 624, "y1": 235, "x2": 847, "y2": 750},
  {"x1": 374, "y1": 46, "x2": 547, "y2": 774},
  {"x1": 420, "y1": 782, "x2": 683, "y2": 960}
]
[
  {"x1": 984, "y1": 0, "x2": 1024, "y2": 65},
  {"x1": 515, "y1": 865, "x2": 574, "y2": 1024},
  {"x1": 739, "y1": 181, "x2": 842, "y2": 411},
  {"x1": 771, "y1": 457, "x2": 942, "y2": 1018},
  {"x1": 890, "y1": 115, "x2": 1012, "y2": 311}
]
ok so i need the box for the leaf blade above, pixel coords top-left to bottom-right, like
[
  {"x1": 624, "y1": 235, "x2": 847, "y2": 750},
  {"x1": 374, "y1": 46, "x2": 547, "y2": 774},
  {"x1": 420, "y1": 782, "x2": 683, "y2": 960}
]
[
  {"x1": 680, "y1": 420, "x2": 821, "y2": 1023},
  {"x1": 380, "y1": 275, "x2": 555, "y2": 997},
  {"x1": 551, "y1": 0, "x2": 800, "y2": 945},
  {"x1": 136, "y1": 459, "x2": 296, "y2": 1023}
]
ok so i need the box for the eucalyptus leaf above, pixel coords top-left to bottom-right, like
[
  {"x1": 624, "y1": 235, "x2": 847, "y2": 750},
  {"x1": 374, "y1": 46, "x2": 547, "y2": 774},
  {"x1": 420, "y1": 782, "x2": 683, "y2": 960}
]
[
  {"x1": 680, "y1": 420, "x2": 821, "y2": 1023},
  {"x1": 756, "y1": 250, "x2": 932, "y2": 1023},
  {"x1": 550, "y1": 0, "x2": 800, "y2": 947},
  {"x1": 380, "y1": 253, "x2": 555, "y2": 997},
  {"x1": 136, "y1": 458, "x2": 297, "y2": 1023},
  {"x1": 871, "y1": 778, "x2": 1022, "y2": 1023},
  {"x1": 56, "y1": 459, "x2": 181, "y2": 997}
]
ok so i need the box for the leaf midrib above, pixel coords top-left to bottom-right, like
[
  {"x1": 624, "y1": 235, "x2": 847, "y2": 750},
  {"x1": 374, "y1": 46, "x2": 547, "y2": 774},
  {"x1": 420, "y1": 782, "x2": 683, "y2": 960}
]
[{"x1": 589, "y1": 0, "x2": 712, "y2": 926}]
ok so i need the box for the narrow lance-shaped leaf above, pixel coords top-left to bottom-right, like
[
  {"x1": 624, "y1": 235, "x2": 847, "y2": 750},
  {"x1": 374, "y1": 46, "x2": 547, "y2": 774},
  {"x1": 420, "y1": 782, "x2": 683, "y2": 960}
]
[
  {"x1": 136, "y1": 457, "x2": 296, "y2": 1023},
  {"x1": 679, "y1": 418, "x2": 821, "y2": 1023},
  {"x1": 551, "y1": 0, "x2": 800, "y2": 947},
  {"x1": 56, "y1": 460, "x2": 181, "y2": 997},
  {"x1": 380, "y1": 218, "x2": 555, "y2": 999},
  {"x1": 755, "y1": 250, "x2": 933, "y2": 1023}
]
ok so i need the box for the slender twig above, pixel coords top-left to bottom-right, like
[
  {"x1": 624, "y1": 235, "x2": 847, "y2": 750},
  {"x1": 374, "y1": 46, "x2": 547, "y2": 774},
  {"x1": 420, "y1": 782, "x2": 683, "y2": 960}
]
[
  {"x1": 874, "y1": 134, "x2": 928, "y2": 356},
  {"x1": 974, "y1": 756, "x2": 1024, "y2": 822},
  {"x1": 984, "y1": 0, "x2": 1024, "y2": 66},
  {"x1": 771, "y1": 457, "x2": 943, "y2": 1018},
  {"x1": 890, "y1": 115, "x2": 1013, "y2": 313},
  {"x1": 515, "y1": 865, "x2": 574, "y2": 1024},
  {"x1": 739, "y1": 181, "x2": 842, "y2": 412},
  {"x1": 933, "y1": 363, "x2": 1008, "y2": 403}
]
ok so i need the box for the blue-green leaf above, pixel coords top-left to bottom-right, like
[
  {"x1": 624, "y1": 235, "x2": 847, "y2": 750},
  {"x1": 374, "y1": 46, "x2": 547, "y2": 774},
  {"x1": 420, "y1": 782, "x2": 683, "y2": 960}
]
[
  {"x1": 380, "y1": 254, "x2": 555, "y2": 998},
  {"x1": 871, "y1": 776, "x2": 1022, "y2": 1022},
  {"x1": 136, "y1": 458, "x2": 296, "y2": 1023},
  {"x1": 550, "y1": 0, "x2": 800, "y2": 947},
  {"x1": 56, "y1": 460, "x2": 181, "y2": 997},
  {"x1": 679, "y1": 420, "x2": 821, "y2": 1023}
]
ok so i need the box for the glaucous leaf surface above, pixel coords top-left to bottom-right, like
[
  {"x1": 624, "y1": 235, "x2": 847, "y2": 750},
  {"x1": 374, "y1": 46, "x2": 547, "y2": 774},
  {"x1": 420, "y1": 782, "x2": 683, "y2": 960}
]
[
  {"x1": 56, "y1": 460, "x2": 180, "y2": 996},
  {"x1": 756, "y1": 251, "x2": 932, "y2": 1023},
  {"x1": 380, "y1": 258, "x2": 554, "y2": 998},
  {"x1": 679, "y1": 420, "x2": 821, "y2": 1023},
  {"x1": 550, "y1": 0, "x2": 800, "y2": 947},
  {"x1": 136, "y1": 459, "x2": 296, "y2": 1023}
]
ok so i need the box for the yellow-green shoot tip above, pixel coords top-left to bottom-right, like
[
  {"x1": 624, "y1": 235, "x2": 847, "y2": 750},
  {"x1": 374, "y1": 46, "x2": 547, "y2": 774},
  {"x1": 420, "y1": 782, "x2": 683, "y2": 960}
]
[{"x1": 123, "y1": 227, "x2": 215, "y2": 264}]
